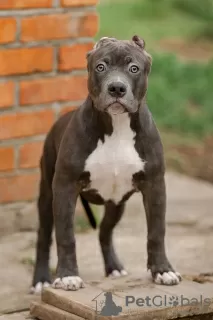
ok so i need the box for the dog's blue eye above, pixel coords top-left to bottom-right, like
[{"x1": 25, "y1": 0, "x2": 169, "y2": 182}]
[
  {"x1": 96, "y1": 64, "x2": 106, "y2": 72},
  {"x1": 129, "y1": 65, "x2": 139, "y2": 73}
]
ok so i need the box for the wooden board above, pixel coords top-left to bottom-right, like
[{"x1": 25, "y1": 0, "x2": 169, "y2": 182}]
[
  {"x1": 30, "y1": 302, "x2": 84, "y2": 320},
  {"x1": 30, "y1": 274, "x2": 213, "y2": 320}
]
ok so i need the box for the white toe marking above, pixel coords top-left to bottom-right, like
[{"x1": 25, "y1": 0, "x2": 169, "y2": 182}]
[
  {"x1": 111, "y1": 270, "x2": 121, "y2": 278},
  {"x1": 52, "y1": 276, "x2": 85, "y2": 291},
  {"x1": 30, "y1": 281, "x2": 50, "y2": 294},
  {"x1": 175, "y1": 272, "x2": 182, "y2": 281},
  {"x1": 34, "y1": 282, "x2": 42, "y2": 293},
  {"x1": 154, "y1": 273, "x2": 163, "y2": 284},
  {"x1": 155, "y1": 272, "x2": 181, "y2": 285},
  {"x1": 168, "y1": 271, "x2": 178, "y2": 281},
  {"x1": 43, "y1": 281, "x2": 50, "y2": 288},
  {"x1": 110, "y1": 270, "x2": 128, "y2": 278},
  {"x1": 120, "y1": 269, "x2": 128, "y2": 276},
  {"x1": 52, "y1": 278, "x2": 62, "y2": 289},
  {"x1": 162, "y1": 272, "x2": 175, "y2": 285}
]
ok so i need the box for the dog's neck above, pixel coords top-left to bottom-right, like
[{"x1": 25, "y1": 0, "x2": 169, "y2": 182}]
[{"x1": 82, "y1": 95, "x2": 145, "y2": 139}]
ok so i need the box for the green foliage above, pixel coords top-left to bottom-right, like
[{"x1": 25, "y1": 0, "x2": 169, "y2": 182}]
[
  {"x1": 130, "y1": 0, "x2": 172, "y2": 19},
  {"x1": 97, "y1": 0, "x2": 206, "y2": 47},
  {"x1": 195, "y1": 24, "x2": 213, "y2": 40},
  {"x1": 172, "y1": 0, "x2": 213, "y2": 39},
  {"x1": 172, "y1": 0, "x2": 213, "y2": 22},
  {"x1": 148, "y1": 53, "x2": 213, "y2": 137}
]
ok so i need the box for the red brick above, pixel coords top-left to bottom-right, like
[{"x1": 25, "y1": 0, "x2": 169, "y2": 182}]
[
  {"x1": 80, "y1": 13, "x2": 99, "y2": 38},
  {"x1": 0, "y1": 110, "x2": 54, "y2": 140},
  {"x1": 0, "y1": 147, "x2": 14, "y2": 172},
  {"x1": 0, "y1": 173, "x2": 39, "y2": 203},
  {"x1": 61, "y1": 0, "x2": 97, "y2": 6},
  {"x1": 20, "y1": 75, "x2": 88, "y2": 105},
  {"x1": 21, "y1": 13, "x2": 98, "y2": 42},
  {"x1": 0, "y1": 82, "x2": 15, "y2": 108},
  {"x1": 0, "y1": 0, "x2": 52, "y2": 9},
  {"x1": 0, "y1": 47, "x2": 53, "y2": 76},
  {"x1": 59, "y1": 105, "x2": 78, "y2": 117},
  {"x1": 0, "y1": 18, "x2": 16, "y2": 44},
  {"x1": 19, "y1": 141, "x2": 44, "y2": 169},
  {"x1": 59, "y1": 43, "x2": 94, "y2": 71}
]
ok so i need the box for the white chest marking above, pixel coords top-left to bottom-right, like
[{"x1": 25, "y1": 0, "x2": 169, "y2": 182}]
[{"x1": 84, "y1": 113, "x2": 145, "y2": 203}]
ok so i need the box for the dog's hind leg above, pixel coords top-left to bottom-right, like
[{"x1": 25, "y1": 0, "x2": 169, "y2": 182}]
[
  {"x1": 30, "y1": 152, "x2": 54, "y2": 294},
  {"x1": 99, "y1": 201, "x2": 127, "y2": 278}
]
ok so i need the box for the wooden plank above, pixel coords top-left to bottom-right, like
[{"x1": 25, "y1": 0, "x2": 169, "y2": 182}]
[
  {"x1": 42, "y1": 286, "x2": 98, "y2": 319},
  {"x1": 30, "y1": 302, "x2": 84, "y2": 320},
  {"x1": 39, "y1": 275, "x2": 213, "y2": 320},
  {"x1": 41, "y1": 274, "x2": 170, "y2": 319}
]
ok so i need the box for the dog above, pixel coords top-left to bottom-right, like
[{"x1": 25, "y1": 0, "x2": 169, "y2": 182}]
[
  {"x1": 30, "y1": 35, "x2": 181, "y2": 294},
  {"x1": 100, "y1": 292, "x2": 122, "y2": 316}
]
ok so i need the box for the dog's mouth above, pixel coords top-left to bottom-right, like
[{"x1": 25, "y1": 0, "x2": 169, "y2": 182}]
[{"x1": 106, "y1": 102, "x2": 126, "y2": 115}]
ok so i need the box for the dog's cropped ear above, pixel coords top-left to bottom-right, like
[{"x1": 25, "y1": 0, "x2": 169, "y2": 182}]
[
  {"x1": 132, "y1": 35, "x2": 145, "y2": 50},
  {"x1": 86, "y1": 37, "x2": 117, "y2": 63},
  {"x1": 94, "y1": 37, "x2": 117, "y2": 49},
  {"x1": 132, "y1": 35, "x2": 152, "y2": 74}
]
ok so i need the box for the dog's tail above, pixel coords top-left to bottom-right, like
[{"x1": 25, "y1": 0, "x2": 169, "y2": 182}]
[{"x1": 80, "y1": 194, "x2": 97, "y2": 229}]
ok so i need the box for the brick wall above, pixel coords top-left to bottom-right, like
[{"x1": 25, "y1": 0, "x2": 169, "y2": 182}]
[{"x1": 0, "y1": 0, "x2": 98, "y2": 204}]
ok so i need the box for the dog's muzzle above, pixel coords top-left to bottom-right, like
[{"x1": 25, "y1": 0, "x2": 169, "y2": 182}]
[
  {"x1": 106, "y1": 81, "x2": 128, "y2": 115},
  {"x1": 108, "y1": 81, "x2": 127, "y2": 98},
  {"x1": 107, "y1": 102, "x2": 126, "y2": 115}
]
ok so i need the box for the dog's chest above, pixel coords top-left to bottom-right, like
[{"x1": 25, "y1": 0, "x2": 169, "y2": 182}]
[{"x1": 84, "y1": 114, "x2": 145, "y2": 203}]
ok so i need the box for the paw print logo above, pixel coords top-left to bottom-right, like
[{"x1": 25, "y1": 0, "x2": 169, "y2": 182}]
[{"x1": 169, "y1": 296, "x2": 179, "y2": 307}]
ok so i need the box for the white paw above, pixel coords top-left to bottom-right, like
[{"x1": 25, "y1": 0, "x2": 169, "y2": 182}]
[
  {"x1": 110, "y1": 270, "x2": 128, "y2": 278},
  {"x1": 52, "y1": 276, "x2": 85, "y2": 291},
  {"x1": 154, "y1": 271, "x2": 182, "y2": 285},
  {"x1": 30, "y1": 282, "x2": 50, "y2": 294}
]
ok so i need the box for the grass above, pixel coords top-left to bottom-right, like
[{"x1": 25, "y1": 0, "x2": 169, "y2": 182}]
[
  {"x1": 148, "y1": 54, "x2": 213, "y2": 138},
  {"x1": 173, "y1": 0, "x2": 213, "y2": 40},
  {"x1": 173, "y1": 0, "x2": 213, "y2": 22},
  {"x1": 97, "y1": 0, "x2": 206, "y2": 49}
]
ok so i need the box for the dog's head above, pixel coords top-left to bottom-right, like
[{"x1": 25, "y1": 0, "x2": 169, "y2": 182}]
[
  {"x1": 104, "y1": 292, "x2": 113, "y2": 301},
  {"x1": 86, "y1": 35, "x2": 152, "y2": 115}
]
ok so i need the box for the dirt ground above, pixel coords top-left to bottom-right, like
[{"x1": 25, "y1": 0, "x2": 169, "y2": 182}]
[
  {"x1": 1, "y1": 171, "x2": 213, "y2": 317},
  {"x1": 159, "y1": 38, "x2": 213, "y2": 62},
  {"x1": 164, "y1": 136, "x2": 213, "y2": 184}
]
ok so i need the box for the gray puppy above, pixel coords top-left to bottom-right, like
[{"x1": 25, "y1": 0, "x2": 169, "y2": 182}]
[{"x1": 31, "y1": 35, "x2": 181, "y2": 294}]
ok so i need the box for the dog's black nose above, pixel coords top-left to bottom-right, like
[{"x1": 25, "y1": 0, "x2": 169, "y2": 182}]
[{"x1": 108, "y1": 82, "x2": 127, "y2": 98}]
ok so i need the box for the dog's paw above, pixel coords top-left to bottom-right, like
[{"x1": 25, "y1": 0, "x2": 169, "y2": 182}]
[
  {"x1": 52, "y1": 276, "x2": 85, "y2": 291},
  {"x1": 30, "y1": 281, "x2": 50, "y2": 294},
  {"x1": 109, "y1": 269, "x2": 128, "y2": 278},
  {"x1": 154, "y1": 271, "x2": 182, "y2": 285}
]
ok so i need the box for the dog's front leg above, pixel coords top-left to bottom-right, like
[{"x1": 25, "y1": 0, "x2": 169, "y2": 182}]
[
  {"x1": 142, "y1": 174, "x2": 181, "y2": 285},
  {"x1": 52, "y1": 172, "x2": 84, "y2": 291}
]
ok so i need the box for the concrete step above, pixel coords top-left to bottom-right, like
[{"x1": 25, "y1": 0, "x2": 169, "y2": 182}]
[{"x1": 0, "y1": 312, "x2": 29, "y2": 320}]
